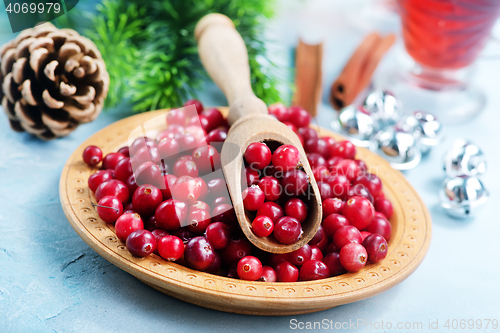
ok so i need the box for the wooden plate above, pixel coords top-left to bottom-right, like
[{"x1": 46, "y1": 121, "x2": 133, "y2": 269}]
[{"x1": 60, "y1": 108, "x2": 431, "y2": 316}]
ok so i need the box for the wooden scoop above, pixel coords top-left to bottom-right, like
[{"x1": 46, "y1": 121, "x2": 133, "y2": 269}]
[{"x1": 195, "y1": 14, "x2": 322, "y2": 254}]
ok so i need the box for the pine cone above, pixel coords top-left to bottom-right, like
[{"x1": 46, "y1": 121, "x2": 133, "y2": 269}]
[{"x1": 0, "y1": 23, "x2": 109, "y2": 140}]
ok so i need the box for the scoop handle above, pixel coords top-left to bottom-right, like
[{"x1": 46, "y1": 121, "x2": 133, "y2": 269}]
[{"x1": 195, "y1": 13, "x2": 268, "y2": 125}]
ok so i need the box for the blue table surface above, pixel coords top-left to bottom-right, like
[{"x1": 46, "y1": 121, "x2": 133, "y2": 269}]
[{"x1": 1, "y1": 1, "x2": 500, "y2": 332}]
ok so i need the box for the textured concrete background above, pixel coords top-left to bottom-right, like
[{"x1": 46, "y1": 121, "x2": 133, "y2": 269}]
[{"x1": 1, "y1": 1, "x2": 499, "y2": 332}]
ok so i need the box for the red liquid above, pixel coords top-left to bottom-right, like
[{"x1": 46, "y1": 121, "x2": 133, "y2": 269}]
[{"x1": 399, "y1": 0, "x2": 500, "y2": 69}]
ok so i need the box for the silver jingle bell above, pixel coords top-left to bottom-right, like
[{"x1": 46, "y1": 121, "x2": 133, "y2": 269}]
[
  {"x1": 336, "y1": 105, "x2": 379, "y2": 148},
  {"x1": 439, "y1": 175, "x2": 489, "y2": 219},
  {"x1": 375, "y1": 127, "x2": 421, "y2": 170},
  {"x1": 443, "y1": 139, "x2": 486, "y2": 177},
  {"x1": 395, "y1": 111, "x2": 444, "y2": 154},
  {"x1": 363, "y1": 90, "x2": 402, "y2": 128}
]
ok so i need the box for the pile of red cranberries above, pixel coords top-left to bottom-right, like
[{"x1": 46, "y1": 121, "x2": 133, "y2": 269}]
[{"x1": 82, "y1": 100, "x2": 393, "y2": 282}]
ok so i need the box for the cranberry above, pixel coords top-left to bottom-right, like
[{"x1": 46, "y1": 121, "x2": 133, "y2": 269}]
[
  {"x1": 173, "y1": 158, "x2": 199, "y2": 178},
  {"x1": 193, "y1": 146, "x2": 221, "y2": 174},
  {"x1": 242, "y1": 185, "x2": 265, "y2": 211},
  {"x1": 342, "y1": 196, "x2": 375, "y2": 230},
  {"x1": 205, "y1": 252, "x2": 222, "y2": 274},
  {"x1": 227, "y1": 263, "x2": 238, "y2": 278},
  {"x1": 172, "y1": 227, "x2": 195, "y2": 244},
  {"x1": 118, "y1": 146, "x2": 130, "y2": 157},
  {"x1": 333, "y1": 159, "x2": 360, "y2": 181},
  {"x1": 323, "y1": 252, "x2": 347, "y2": 277},
  {"x1": 126, "y1": 230, "x2": 156, "y2": 257},
  {"x1": 237, "y1": 256, "x2": 263, "y2": 281},
  {"x1": 275, "y1": 261, "x2": 299, "y2": 282},
  {"x1": 322, "y1": 136, "x2": 336, "y2": 150},
  {"x1": 158, "y1": 235, "x2": 184, "y2": 261},
  {"x1": 144, "y1": 215, "x2": 159, "y2": 231},
  {"x1": 207, "y1": 178, "x2": 228, "y2": 197},
  {"x1": 96, "y1": 196, "x2": 123, "y2": 224},
  {"x1": 195, "y1": 178, "x2": 208, "y2": 200},
  {"x1": 251, "y1": 215, "x2": 274, "y2": 237},
  {"x1": 347, "y1": 184, "x2": 374, "y2": 203},
  {"x1": 183, "y1": 99, "x2": 203, "y2": 114},
  {"x1": 262, "y1": 164, "x2": 278, "y2": 178},
  {"x1": 211, "y1": 196, "x2": 231, "y2": 208},
  {"x1": 205, "y1": 222, "x2": 230, "y2": 249},
  {"x1": 268, "y1": 253, "x2": 288, "y2": 267},
  {"x1": 274, "y1": 216, "x2": 302, "y2": 244},
  {"x1": 333, "y1": 225, "x2": 362, "y2": 250},
  {"x1": 125, "y1": 174, "x2": 138, "y2": 196},
  {"x1": 288, "y1": 244, "x2": 312, "y2": 266},
  {"x1": 298, "y1": 127, "x2": 318, "y2": 142},
  {"x1": 189, "y1": 201, "x2": 210, "y2": 214},
  {"x1": 244, "y1": 167, "x2": 260, "y2": 186},
  {"x1": 366, "y1": 216, "x2": 392, "y2": 242},
  {"x1": 166, "y1": 108, "x2": 186, "y2": 126},
  {"x1": 244, "y1": 142, "x2": 272, "y2": 170},
  {"x1": 186, "y1": 209, "x2": 211, "y2": 234},
  {"x1": 129, "y1": 137, "x2": 155, "y2": 156},
  {"x1": 363, "y1": 234, "x2": 388, "y2": 263},
  {"x1": 360, "y1": 231, "x2": 372, "y2": 242},
  {"x1": 322, "y1": 198, "x2": 345, "y2": 217},
  {"x1": 353, "y1": 173, "x2": 382, "y2": 198},
  {"x1": 115, "y1": 213, "x2": 144, "y2": 241},
  {"x1": 317, "y1": 181, "x2": 333, "y2": 201},
  {"x1": 327, "y1": 174, "x2": 350, "y2": 199},
  {"x1": 132, "y1": 185, "x2": 163, "y2": 216},
  {"x1": 259, "y1": 266, "x2": 277, "y2": 282},
  {"x1": 256, "y1": 202, "x2": 284, "y2": 223},
  {"x1": 132, "y1": 145, "x2": 160, "y2": 166},
  {"x1": 160, "y1": 174, "x2": 178, "y2": 200},
  {"x1": 355, "y1": 159, "x2": 368, "y2": 174},
  {"x1": 327, "y1": 156, "x2": 343, "y2": 171},
  {"x1": 256, "y1": 176, "x2": 280, "y2": 201},
  {"x1": 325, "y1": 242, "x2": 338, "y2": 254},
  {"x1": 184, "y1": 236, "x2": 216, "y2": 271},
  {"x1": 339, "y1": 243, "x2": 367, "y2": 272},
  {"x1": 211, "y1": 204, "x2": 236, "y2": 225},
  {"x1": 220, "y1": 237, "x2": 252, "y2": 265},
  {"x1": 151, "y1": 229, "x2": 169, "y2": 247},
  {"x1": 288, "y1": 105, "x2": 311, "y2": 128},
  {"x1": 308, "y1": 225, "x2": 327, "y2": 249},
  {"x1": 201, "y1": 108, "x2": 224, "y2": 131},
  {"x1": 83, "y1": 146, "x2": 103, "y2": 167},
  {"x1": 272, "y1": 145, "x2": 300, "y2": 171},
  {"x1": 155, "y1": 199, "x2": 188, "y2": 230},
  {"x1": 281, "y1": 169, "x2": 309, "y2": 197},
  {"x1": 157, "y1": 137, "x2": 180, "y2": 161},
  {"x1": 171, "y1": 176, "x2": 201, "y2": 204},
  {"x1": 322, "y1": 214, "x2": 349, "y2": 238},
  {"x1": 114, "y1": 157, "x2": 133, "y2": 182},
  {"x1": 284, "y1": 198, "x2": 308, "y2": 223},
  {"x1": 95, "y1": 179, "x2": 129, "y2": 203},
  {"x1": 306, "y1": 138, "x2": 329, "y2": 158},
  {"x1": 88, "y1": 170, "x2": 114, "y2": 192},
  {"x1": 134, "y1": 161, "x2": 162, "y2": 187},
  {"x1": 283, "y1": 121, "x2": 298, "y2": 133},
  {"x1": 176, "y1": 132, "x2": 199, "y2": 151},
  {"x1": 102, "y1": 152, "x2": 126, "y2": 170},
  {"x1": 329, "y1": 140, "x2": 356, "y2": 160},
  {"x1": 312, "y1": 166, "x2": 330, "y2": 182},
  {"x1": 307, "y1": 152, "x2": 327, "y2": 168},
  {"x1": 374, "y1": 197, "x2": 394, "y2": 219},
  {"x1": 268, "y1": 103, "x2": 290, "y2": 122},
  {"x1": 310, "y1": 246, "x2": 323, "y2": 261},
  {"x1": 206, "y1": 128, "x2": 227, "y2": 145},
  {"x1": 299, "y1": 259, "x2": 329, "y2": 281}
]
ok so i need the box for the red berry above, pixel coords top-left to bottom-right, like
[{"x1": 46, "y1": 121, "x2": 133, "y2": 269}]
[
  {"x1": 322, "y1": 198, "x2": 345, "y2": 217},
  {"x1": 363, "y1": 234, "x2": 388, "y2": 263},
  {"x1": 274, "y1": 216, "x2": 302, "y2": 244},
  {"x1": 283, "y1": 121, "x2": 298, "y2": 133},
  {"x1": 192, "y1": 145, "x2": 220, "y2": 174},
  {"x1": 258, "y1": 176, "x2": 282, "y2": 202},
  {"x1": 322, "y1": 214, "x2": 349, "y2": 238},
  {"x1": 299, "y1": 259, "x2": 329, "y2": 281},
  {"x1": 323, "y1": 252, "x2": 347, "y2": 277},
  {"x1": 347, "y1": 184, "x2": 374, "y2": 203},
  {"x1": 83, "y1": 146, "x2": 103, "y2": 167},
  {"x1": 129, "y1": 137, "x2": 155, "y2": 156},
  {"x1": 211, "y1": 204, "x2": 236, "y2": 225},
  {"x1": 155, "y1": 199, "x2": 188, "y2": 230},
  {"x1": 102, "y1": 152, "x2": 126, "y2": 170},
  {"x1": 333, "y1": 159, "x2": 360, "y2": 181},
  {"x1": 132, "y1": 145, "x2": 160, "y2": 166},
  {"x1": 171, "y1": 175, "x2": 201, "y2": 204},
  {"x1": 201, "y1": 108, "x2": 224, "y2": 131},
  {"x1": 173, "y1": 158, "x2": 199, "y2": 178},
  {"x1": 310, "y1": 246, "x2": 323, "y2": 261},
  {"x1": 244, "y1": 167, "x2": 260, "y2": 186},
  {"x1": 88, "y1": 170, "x2": 114, "y2": 192},
  {"x1": 284, "y1": 198, "x2": 308, "y2": 223},
  {"x1": 268, "y1": 103, "x2": 290, "y2": 122},
  {"x1": 220, "y1": 237, "x2": 252, "y2": 265},
  {"x1": 353, "y1": 173, "x2": 383, "y2": 198},
  {"x1": 126, "y1": 230, "x2": 156, "y2": 257},
  {"x1": 96, "y1": 196, "x2": 123, "y2": 224},
  {"x1": 244, "y1": 142, "x2": 272, "y2": 170},
  {"x1": 298, "y1": 127, "x2": 318, "y2": 142},
  {"x1": 275, "y1": 261, "x2": 299, "y2": 282},
  {"x1": 317, "y1": 181, "x2": 333, "y2": 201},
  {"x1": 132, "y1": 185, "x2": 163, "y2": 216},
  {"x1": 251, "y1": 215, "x2": 274, "y2": 237},
  {"x1": 272, "y1": 145, "x2": 300, "y2": 171},
  {"x1": 280, "y1": 169, "x2": 309, "y2": 197},
  {"x1": 333, "y1": 225, "x2": 362, "y2": 250},
  {"x1": 237, "y1": 256, "x2": 263, "y2": 281},
  {"x1": 114, "y1": 157, "x2": 133, "y2": 182},
  {"x1": 242, "y1": 185, "x2": 265, "y2": 211},
  {"x1": 115, "y1": 213, "x2": 144, "y2": 242},
  {"x1": 374, "y1": 197, "x2": 394, "y2": 219},
  {"x1": 160, "y1": 174, "x2": 178, "y2": 200},
  {"x1": 312, "y1": 166, "x2": 330, "y2": 182},
  {"x1": 125, "y1": 174, "x2": 138, "y2": 195},
  {"x1": 205, "y1": 222, "x2": 230, "y2": 249},
  {"x1": 339, "y1": 243, "x2": 367, "y2": 272},
  {"x1": 117, "y1": 146, "x2": 130, "y2": 157},
  {"x1": 256, "y1": 202, "x2": 284, "y2": 223},
  {"x1": 288, "y1": 244, "x2": 312, "y2": 266},
  {"x1": 259, "y1": 266, "x2": 277, "y2": 282},
  {"x1": 151, "y1": 229, "x2": 169, "y2": 248},
  {"x1": 134, "y1": 161, "x2": 162, "y2": 187},
  {"x1": 184, "y1": 236, "x2": 215, "y2": 271},
  {"x1": 157, "y1": 137, "x2": 180, "y2": 161},
  {"x1": 366, "y1": 216, "x2": 392, "y2": 242},
  {"x1": 288, "y1": 105, "x2": 311, "y2": 128},
  {"x1": 206, "y1": 178, "x2": 228, "y2": 198},
  {"x1": 308, "y1": 225, "x2": 327, "y2": 251},
  {"x1": 158, "y1": 235, "x2": 185, "y2": 261},
  {"x1": 95, "y1": 179, "x2": 129, "y2": 203},
  {"x1": 321, "y1": 136, "x2": 336, "y2": 150},
  {"x1": 186, "y1": 209, "x2": 211, "y2": 234},
  {"x1": 206, "y1": 128, "x2": 227, "y2": 145},
  {"x1": 327, "y1": 174, "x2": 350, "y2": 199},
  {"x1": 329, "y1": 140, "x2": 356, "y2": 160},
  {"x1": 166, "y1": 108, "x2": 186, "y2": 126},
  {"x1": 211, "y1": 196, "x2": 231, "y2": 208},
  {"x1": 342, "y1": 196, "x2": 375, "y2": 230},
  {"x1": 360, "y1": 231, "x2": 372, "y2": 242},
  {"x1": 183, "y1": 99, "x2": 204, "y2": 114},
  {"x1": 307, "y1": 152, "x2": 327, "y2": 168},
  {"x1": 190, "y1": 200, "x2": 212, "y2": 214},
  {"x1": 325, "y1": 242, "x2": 338, "y2": 254}
]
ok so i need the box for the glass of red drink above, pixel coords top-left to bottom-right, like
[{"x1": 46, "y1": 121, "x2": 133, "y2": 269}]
[{"x1": 394, "y1": 0, "x2": 500, "y2": 122}]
